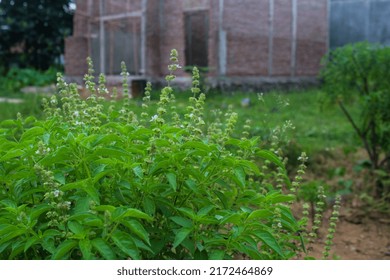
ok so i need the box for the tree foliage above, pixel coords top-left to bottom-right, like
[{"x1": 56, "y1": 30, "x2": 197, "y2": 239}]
[
  {"x1": 321, "y1": 42, "x2": 390, "y2": 197},
  {"x1": 0, "y1": 0, "x2": 74, "y2": 71}
]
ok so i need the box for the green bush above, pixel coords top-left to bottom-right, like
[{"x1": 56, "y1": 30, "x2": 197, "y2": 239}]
[
  {"x1": 0, "y1": 0, "x2": 73, "y2": 70},
  {"x1": 321, "y1": 42, "x2": 390, "y2": 197},
  {"x1": 0, "y1": 67, "x2": 57, "y2": 94},
  {"x1": 0, "y1": 50, "x2": 336, "y2": 260}
]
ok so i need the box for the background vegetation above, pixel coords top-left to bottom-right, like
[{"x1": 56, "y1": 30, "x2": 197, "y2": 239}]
[
  {"x1": 321, "y1": 42, "x2": 390, "y2": 198},
  {"x1": 0, "y1": 0, "x2": 74, "y2": 71}
]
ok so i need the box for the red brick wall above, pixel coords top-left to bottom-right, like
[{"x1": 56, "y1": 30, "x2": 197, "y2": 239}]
[
  {"x1": 64, "y1": 36, "x2": 88, "y2": 76},
  {"x1": 72, "y1": 0, "x2": 88, "y2": 36},
  {"x1": 157, "y1": 0, "x2": 186, "y2": 78},
  {"x1": 296, "y1": 0, "x2": 328, "y2": 76},
  {"x1": 64, "y1": 0, "x2": 89, "y2": 76},
  {"x1": 273, "y1": 0, "x2": 292, "y2": 76},
  {"x1": 208, "y1": 0, "x2": 219, "y2": 77},
  {"x1": 223, "y1": 0, "x2": 269, "y2": 76},
  {"x1": 145, "y1": 0, "x2": 162, "y2": 77},
  {"x1": 65, "y1": 0, "x2": 328, "y2": 81}
]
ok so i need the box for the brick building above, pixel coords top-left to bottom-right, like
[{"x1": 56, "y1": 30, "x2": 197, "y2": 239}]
[{"x1": 65, "y1": 0, "x2": 328, "y2": 90}]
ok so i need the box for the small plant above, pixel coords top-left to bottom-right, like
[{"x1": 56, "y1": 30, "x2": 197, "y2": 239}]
[
  {"x1": 0, "y1": 50, "x2": 335, "y2": 260},
  {"x1": 321, "y1": 42, "x2": 390, "y2": 197},
  {"x1": 0, "y1": 67, "x2": 57, "y2": 94}
]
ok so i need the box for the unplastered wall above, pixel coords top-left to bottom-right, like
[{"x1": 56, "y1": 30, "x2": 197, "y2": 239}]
[
  {"x1": 208, "y1": 0, "x2": 327, "y2": 78},
  {"x1": 156, "y1": 0, "x2": 187, "y2": 79},
  {"x1": 330, "y1": 0, "x2": 390, "y2": 48},
  {"x1": 65, "y1": 0, "x2": 328, "y2": 84},
  {"x1": 64, "y1": 0, "x2": 89, "y2": 76},
  {"x1": 295, "y1": 0, "x2": 327, "y2": 76}
]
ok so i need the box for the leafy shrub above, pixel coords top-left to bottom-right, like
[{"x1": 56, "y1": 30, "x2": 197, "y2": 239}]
[
  {"x1": 0, "y1": 50, "x2": 335, "y2": 260},
  {"x1": 0, "y1": 67, "x2": 57, "y2": 94},
  {"x1": 321, "y1": 42, "x2": 390, "y2": 197},
  {"x1": 0, "y1": 0, "x2": 73, "y2": 70}
]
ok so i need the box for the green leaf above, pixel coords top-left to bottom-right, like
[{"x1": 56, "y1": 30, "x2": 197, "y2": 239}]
[
  {"x1": 208, "y1": 250, "x2": 225, "y2": 260},
  {"x1": 73, "y1": 197, "x2": 92, "y2": 214},
  {"x1": 219, "y1": 213, "x2": 242, "y2": 225},
  {"x1": 68, "y1": 213, "x2": 104, "y2": 227},
  {"x1": 121, "y1": 219, "x2": 151, "y2": 246},
  {"x1": 39, "y1": 146, "x2": 73, "y2": 166},
  {"x1": 142, "y1": 196, "x2": 155, "y2": 216},
  {"x1": 133, "y1": 165, "x2": 143, "y2": 179},
  {"x1": 172, "y1": 227, "x2": 192, "y2": 249},
  {"x1": 257, "y1": 150, "x2": 284, "y2": 169},
  {"x1": 41, "y1": 238, "x2": 56, "y2": 255},
  {"x1": 62, "y1": 179, "x2": 99, "y2": 204},
  {"x1": 233, "y1": 167, "x2": 246, "y2": 188},
  {"x1": 111, "y1": 230, "x2": 140, "y2": 259},
  {"x1": 237, "y1": 159, "x2": 260, "y2": 175},
  {"x1": 197, "y1": 205, "x2": 214, "y2": 217},
  {"x1": 91, "y1": 134, "x2": 123, "y2": 147},
  {"x1": 20, "y1": 126, "x2": 45, "y2": 142},
  {"x1": 94, "y1": 205, "x2": 116, "y2": 212},
  {"x1": 24, "y1": 236, "x2": 40, "y2": 253},
  {"x1": 0, "y1": 139, "x2": 17, "y2": 151},
  {"x1": 266, "y1": 192, "x2": 295, "y2": 204},
  {"x1": 0, "y1": 119, "x2": 17, "y2": 128},
  {"x1": 298, "y1": 233, "x2": 307, "y2": 254},
  {"x1": 170, "y1": 216, "x2": 193, "y2": 228},
  {"x1": 42, "y1": 132, "x2": 50, "y2": 145},
  {"x1": 93, "y1": 147, "x2": 129, "y2": 159},
  {"x1": 213, "y1": 190, "x2": 229, "y2": 209},
  {"x1": 42, "y1": 229, "x2": 62, "y2": 238},
  {"x1": 92, "y1": 164, "x2": 106, "y2": 177},
  {"x1": 79, "y1": 239, "x2": 93, "y2": 260},
  {"x1": 0, "y1": 227, "x2": 25, "y2": 245},
  {"x1": 30, "y1": 204, "x2": 52, "y2": 220},
  {"x1": 114, "y1": 187, "x2": 128, "y2": 204},
  {"x1": 166, "y1": 172, "x2": 177, "y2": 191},
  {"x1": 278, "y1": 205, "x2": 299, "y2": 232},
  {"x1": 52, "y1": 240, "x2": 78, "y2": 260},
  {"x1": 54, "y1": 172, "x2": 66, "y2": 185},
  {"x1": 154, "y1": 138, "x2": 171, "y2": 147},
  {"x1": 177, "y1": 207, "x2": 196, "y2": 220},
  {"x1": 133, "y1": 238, "x2": 154, "y2": 254},
  {"x1": 83, "y1": 185, "x2": 100, "y2": 204},
  {"x1": 182, "y1": 141, "x2": 212, "y2": 153},
  {"x1": 68, "y1": 220, "x2": 84, "y2": 235},
  {"x1": 148, "y1": 159, "x2": 170, "y2": 175},
  {"x1": 233, "y1": 240, "x2": 263, "y2": 260},
  {"x1": 254, "y1": 230, "x2": 285, "y2": 258},
  {"x1": 247, "y1": 209, "x2": 273, "y2": 221},
  {"x1": 112, "y1": 207, "x2": 153, "y2": 222},
  {"x1": 9, "y1": 241, "x2": 24, "y2": 259},
  {"x1": 24, "y1": 115, "x2": 37, "y2": 125},
  {"x1": 185, "y1": 179, "x2": 197, "y2": 192},
  {"x1": 91, "y1": 238, "x2": 116, "y2": 260},
  {"x1": 0, "y1": 242, "x2": 11, "y2": 254},
  {"x1": 0, "y1": 149, "x2": 24, "y2": 162}
]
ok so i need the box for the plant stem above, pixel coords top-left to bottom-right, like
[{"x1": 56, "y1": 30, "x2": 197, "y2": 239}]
[{"x1": 338, "y1": 101, "x2": 375, "y2": 166}]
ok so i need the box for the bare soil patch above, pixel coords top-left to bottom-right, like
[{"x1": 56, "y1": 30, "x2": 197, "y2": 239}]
[{"x1": 299, "y1": 148, "x2": 390, "y2": 260}]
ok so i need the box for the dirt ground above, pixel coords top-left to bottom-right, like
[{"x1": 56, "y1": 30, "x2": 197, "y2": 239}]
[
  {"x1": 306, "y1": 207, "x2": 390, "y2": 260},
  {"x1": 298, "y1": 148, "x2": 390, "y2": 260}
]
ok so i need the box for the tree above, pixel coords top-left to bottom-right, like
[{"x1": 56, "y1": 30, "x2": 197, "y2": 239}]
[
  {"x1": 0, "y1": 0, "x2": 74, "y2": 71},
  {"x1": 321, "y1": 42, "x2": 390, "y2": 198}
]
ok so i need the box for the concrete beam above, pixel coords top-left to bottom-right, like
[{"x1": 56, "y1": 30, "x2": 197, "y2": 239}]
[{"x1": 218, "y1": 0, "x2": 226, "y2": 76}]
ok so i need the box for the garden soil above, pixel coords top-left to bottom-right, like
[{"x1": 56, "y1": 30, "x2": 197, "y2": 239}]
[
  {"x1": 298, "y1": 148, "x2": 390, "y2": 260},
  {"x1": 306, "y1": 207, "x2": 390, "y2": 260}
]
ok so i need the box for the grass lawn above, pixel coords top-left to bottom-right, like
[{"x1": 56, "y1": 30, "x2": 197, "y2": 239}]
[
  {"x1": 205, "y1": 89, "x2": 360, "y2": 154},
  {"x1": 0, "y1": 87, "x2": 361, "y2": 156},
  {"x1": 0, "y1": 93, "x2": 44, "y2": 121}
]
